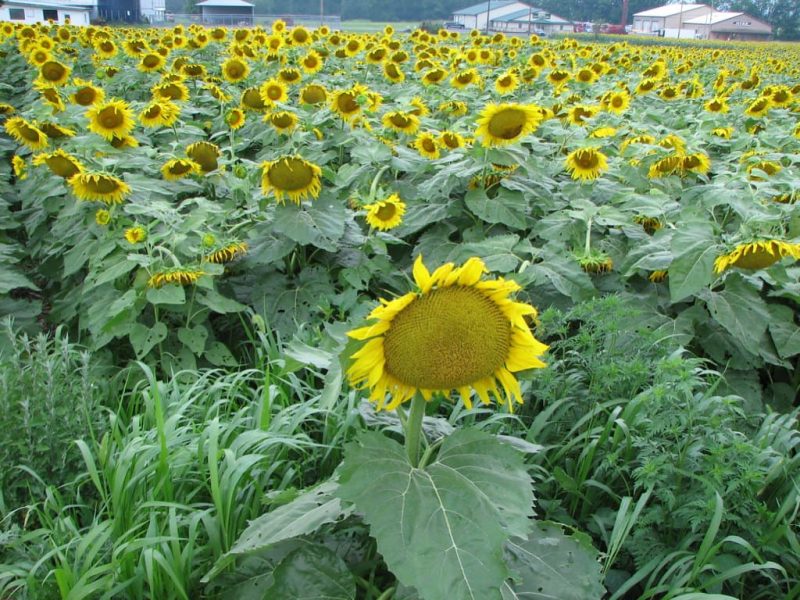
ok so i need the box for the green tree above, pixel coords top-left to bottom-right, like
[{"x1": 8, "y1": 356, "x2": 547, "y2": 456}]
[{"x1": 719, "y1": 0, "x2": 799, "y2": 39}]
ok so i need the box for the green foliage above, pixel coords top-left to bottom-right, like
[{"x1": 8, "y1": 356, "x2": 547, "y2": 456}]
[{"x1": 0, "y1": 320, "x2": 108, "y2": 512}]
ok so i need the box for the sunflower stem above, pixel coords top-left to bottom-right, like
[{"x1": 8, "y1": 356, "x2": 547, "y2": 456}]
[
  {"x1": 404, "y1": 393, "x2": 426, "y2": 468},
  {"x1": 368, "y1": 165, "x2": 391, "y2": 202},
  {"x1": 584, "y1": 217, "x2": 593, "y2": 256}
]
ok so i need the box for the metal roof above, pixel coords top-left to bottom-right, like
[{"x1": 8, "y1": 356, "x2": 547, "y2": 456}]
[
  {"x1": 453, "y1": 1, "x2": 519, "y2": 16},
  {"x1": 683, "y1": 11, "x2": 743, "y2": 24},
  {"x1": 493, "y1": 7, "x2": 569, "y2": 22},
  {"x1": 633, "y1": 3, "x2": 709, "y2": 18},
  {"x1": 196, "y1": 0, "x2": 254, "y2": 7},
  {"x1": 3, "y1": 0, "x2": 90, "y2": 9}
]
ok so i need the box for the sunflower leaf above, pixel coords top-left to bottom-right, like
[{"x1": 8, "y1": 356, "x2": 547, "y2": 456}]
[
  {"x1": 669, "y1": 221, "x2": 718, "y2": 302},
  {"x1": 337, "y1": 429, "x2": 534, "y2": 600},
  {"x1": 263, "y1": 543, "x2": 356, "y2": 600}
]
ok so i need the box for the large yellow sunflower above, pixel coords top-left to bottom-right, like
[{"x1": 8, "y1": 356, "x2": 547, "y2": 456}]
[
  {"x1": 86, "y1": 99, "x2": 134, "y2": 140},
  {"x1": 714, "y1": 240, "x2": 800, "y2": 273},
  {"x1": 261, "y1": 155, "x2": 322, "y2": 204},
  {"x1": 69, "y1": 172, "x2": 131, "y2": 204},
  {"x1": 347, "y1": 255, "x2": 547, "y2": 411},
  {"x1": 363, "y1": 194, "x2": 406, "y2": 231},
  {"x1": 475, "y1": 102, "x2": 542, "y2": 147}
]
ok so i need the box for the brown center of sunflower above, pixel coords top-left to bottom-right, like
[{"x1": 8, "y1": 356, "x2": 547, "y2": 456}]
[
  {"x1": 611, "y1": 96, "x2": 624, "y2": 107},
  {"x1": 143, "y1": 54, "x2": 160, "y2": 68},
  {"x1": 731, "y1": 245, "x2": 781, "y2": 269},
  {"x1": 243, "y1": 89, "x2": 265, "y2": 109},
  {"x1": 169, "y1": 161, "x2": 193, "y2": 175},
  {"x1": 268, "y1": 158, "x2": 314, "y2": 191},
  {"x1": 99, "y1": 106, "x2": 123, "y2": 129},
  {"x1": 575, "y1": 150, "x2": 599, "y2": 169},
  {"x1": 75, "y1": 87, "x2": 97, "y2": 105},
  {"x1": 226, "y1": 61, "x2": 244, "y2": 78},
  {"x1": 19, "y1": 123, "x2": 43, "y2": 143},
  {"x1": 188, "y1": 144, "x2": 218, "y2": 171},
  {"x1": 48, "y1": 156, "x2": 80, "y2": 178},
  {"x1": 336, "y1": 92, "x2": 358, "y2": 114},
  {"x1": 271, "y1": 113, "x2": 294, "y2": 128},
  {"x1": 41, "y1": 61, "x2": 66, "y2": 82},
  {"x1": 421, "y1": 138, "x2": 436, "y2": 152},
  {"x1": 293, "y1": 30, "x2": 309, "y2": 43},
  {"x1": 266, "y1": 85, "x2": 282, "y2": 100},
  {"x1": 382, "y1": 285, "x2": 511, "y2": 389},
  {"x1": 487, "y1": 108, "x2": 527, "y2": 140},
  {"x1": 442, "y1": 133, "x2": 459, "y2": 148},
  {"x1": 302, "y1": 86, "x2": 326, "y2": 104},
  {"x1": 375, "y1": 203, "x2": 397, "y2": 220},
  {"x1": 389, "y1": 113, "x2": 410, "y2": 128},
  {"x1": 87, "y1": 175, "x2": 121, "y2": 194}
]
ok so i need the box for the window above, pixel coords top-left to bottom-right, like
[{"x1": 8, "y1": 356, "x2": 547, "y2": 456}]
[
  {"x1": 9, "y1": 8, "x2": 25, "y2": 19},
  {"x1": 42, "y1": 9, "x2": 58, "y2": 20}
]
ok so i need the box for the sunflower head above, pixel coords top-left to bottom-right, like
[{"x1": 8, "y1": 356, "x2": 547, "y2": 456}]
[
  {"x1": 5, "y1": 117, "x2": 49, "y2": 150},
  {"x1": 261, "y1": 155, "x2": 322, "y2": 204},
  {"x1": 346, "y1": 255, "x2": 547, "y2": 411},
  {"x1": 39, "y1": 60, "x2": 71, "y2": 86},
  {"x1": 70, "y1": 172, "x2": 131, "y2": 204},
  {"x1": 87, "y1": 99, "x2": 134, "y2": 140},
  {"x1": 363, "y1": 194, "x2": 406, "y2": 231},
  {"x1": 33, "y1": 149, "x2": 84, "y2": 179},
  {"x1": 714, "y1": 240, "x2": 800, "y2": 273},
  {"x1": 565, "y1": 147, "x2": 609, "y2": 181},
  {"x1": 300, "y1": 84, "x2": 327, "y2": 105},
  {"x1": 203, "y1": 242, "x2": 248, "y2": 264},
  {"x1": 475, "y1": 102, "x2": 542, "y2": 147},
  {"x1": 186, "y1": 141, "x2": 220, "y2": 173},
  {"x1": 161, "y1": 158, "x2": 201, "y2": 181},
  {"x1": 124, "y1": 226, "x2": 147, "y2": 245},
  {"x1": 221, "y1": 56, "x2": 249, "y2": 82},
  {"x1": 147, "y1": 267, "x2": 205, "y2": 288}
]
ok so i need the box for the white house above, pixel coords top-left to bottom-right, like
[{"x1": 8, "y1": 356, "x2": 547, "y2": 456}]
[
  {"x1": 452, "y1": 1, "x2": 533, "y2": 31},
  {"x1": 0, "y1": 0, "x2": 92, "y2": 25},
  {"x1": 491, "y1": 7, "x2": 572, "y2": 34},
  {"x1": 632, "y1": 3, "x2": 712, "y2": 37},
  {"x1": 683, "y1": 10, "x2": 772, "y2": 40}
]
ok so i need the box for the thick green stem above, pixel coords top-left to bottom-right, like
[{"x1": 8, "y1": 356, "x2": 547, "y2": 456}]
[
  {"x1": 584, "y1": 217, "x2": 593, "y2": 256},
  {"x1": 404, "y1": 393, "x2": 426, "y2": 467}
]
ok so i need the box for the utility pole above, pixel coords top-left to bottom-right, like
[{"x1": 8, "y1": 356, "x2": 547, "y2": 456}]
[
  {"x1": 319, "y1": 0, "x2": 323, "y2": 26},
  {"x1": 485, "y1": 0, "x2": 491, "y2": 34},
  {"x1": 677, "y1": 0, "x2": 684, "y2": 39}
]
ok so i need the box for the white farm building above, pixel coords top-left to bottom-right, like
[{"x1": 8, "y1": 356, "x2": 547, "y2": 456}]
[
  {"x1": 0, "y1": 0, "x2": 92, "y2": 25},
  {"x1": 452, "y1": 1, "x2": 532, "y2": 31}
]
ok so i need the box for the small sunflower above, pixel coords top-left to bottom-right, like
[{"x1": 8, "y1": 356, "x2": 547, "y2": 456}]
[
  {"x1": 603, "y1": 90, "x2": 630, "y2": 114},
  {"x1": 704, "y1": 97, "x2": 729, "y2": 113},
  {"x1": 382, "y1": 111, "x2": 420, "y2": 135},
  {"x1": 226, "y1": 108, "x2": 246, "y2": 129},
  {"x1": 139, "y1": 101, "x2": 180, "y2": 128},
  {"x1": 221, "y1": 56, "x2": 249, "y2": 83},
  {"x1": 300, "y1": 50, "x2": 323, "y2": 74},
  {"x1": 633, "y1": 215, "x2": 663, "y2": 235},
  {"x1": 124, "y1": 226, "x2": 147, "y2": 245},
  {"x1": 70, "y1": 172, "x2": 131, "y2": 204},
  {"x1": 648, "y1": 155, "x2": 684, "y2": 179},
  {"x1": 186, "y1": 141, "x2": 220, "y2": 173},
  {"x1": 33, "y1": 149, "x2": 84, "y2": 179},
  {"x1": 203, "y1": 242, "x2": 248, "y2": 264},
  {"x1": 363, "y1": 194, "x2": 406, "y2": 231},
  {"x1": 12, "y1": 155, "x2": 27, "y2": 180},
  {"x1": 95, "y1": 208, "x2": 111, "y2": 226},
  {"x1": 494, "y1": 71, "x2": 519, "y2": 95},
  {"x1": 648, "y1": 270, "x2": 668, "y2": 283},
  {"x1": 714, "y1": 240, "x2": 800, "y2": 273},
  {"x1": 261, "y1": 155, "x2": 322, "y2": 204},
  {"x1": 86, "y1": 99, "x2": 134, "y2": 140},
  {"x1": 347, "y1": 255, "x2": 547, "y2": 411},
  {"x1": 565, "y1": 147, "x2": 609, "y2": 181},
  {"x1": 440, "y1": 131, "x2": 466, "y2": 150},
  {"x1": 413, "y1": 132, "x2": 440, "y2": 160},
  {"x1": 152, "y1": 81, "x2": 190, "y2": 103},
  {"x1": 383, "y1": 62, "x2": 405, "y2": 83},
  {"x1": 712, "y1": 127, "x2": 734, "y2": 139},
  {"x1": 147, "y1": 267, "x2": 205, "y2": 288},
  {"x1": 161, "y1": 158, "x2": 201, "y2": 181},
  {"x1": 5, "y1": 117, "x2": 49, "y2": 150},
  {"x1": 475, "y1": 102, "x2": 542, "y2": 147}
]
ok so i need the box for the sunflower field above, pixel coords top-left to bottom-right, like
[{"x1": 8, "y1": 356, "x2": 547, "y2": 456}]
[{"x1": 1, "y1": 17, "x2": 800, "y2": 600}]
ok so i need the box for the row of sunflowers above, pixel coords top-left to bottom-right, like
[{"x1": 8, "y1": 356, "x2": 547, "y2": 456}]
[{"x1": 1, "y1": 19, "x2": 799, "y2": 407}]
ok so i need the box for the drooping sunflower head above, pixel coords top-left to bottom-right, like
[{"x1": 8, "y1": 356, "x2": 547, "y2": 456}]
[
  {"x1": 70, "y1": 172, "x2": 131, "y2": 204},
  {"x1": 86, "y1": 99, "x2": 134, "y2": 140},
  {"x1": 363, "y1": 194, "x2": 406, "y2": 231},
  {"x1": 261, "y1": 155, "x2": 322, "y2": 205},
  {"x1": 186, "y1": 141, "x2": 220, "y2": 173},
  {"x1": 33, "y1": 148, "x2": 84, "y2": 179},
  {"x1": 264, "y1": 110, "x2": 299, "y2": 134},
  {"x1": 4, "y1": 117, "x2": 49, "y2": 150},
  {"x1": 681, "y1": 153, "x2": 711, "y2": 175},
  {"x1": 147, "y1": 267, "x2": 205, "y2": 288},
  {"x1": 475, "y1": 102, "x2": 542, "y2": 147},
  {"x1": 346, "y1": 255, "x2": 547, "y2": 411},
  {"x1": 714, "y1": 240, "x2": 800, "y2": 273},
  {"x1": 565, "y1": 147, "x2": 609, "y2": 181},
  {"x1": 381, "y1": 111, "x2": 420, "y2": 135},
  {"x1": 161, "y1": 158, "x2": 201, "y2": 181},
  {"x1": 11, "y1": 155, "x2": 27, "y2": 180},
  {"x1": 38, "y1": 60, "x2": 71, "y2": 86},
  {"x1": 203, "y1": 241, "x2": 248, "y2": 264},
  {"x1": 139, "y1": 100, "x2": 180, "y2": 128}
]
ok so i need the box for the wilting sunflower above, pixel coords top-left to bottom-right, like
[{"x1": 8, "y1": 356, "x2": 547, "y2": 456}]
[
  {"x1": 86, "y1": 99, "x2": 134, "y2": 140},
  {"x1": 347, "y1": 255, "x2": 547, "y2": 411},
  {"x1": 70, "y1": 172, "x2": 131, "y2": 204},
  {"x1": 204, "y1": 242, "x2": 248, "y2": 264},
  {"x1": 162, "y1": 158, "x2": 200, "y2": 181},
  {"x1": 633, "y1": 215, "x2": 663, "y2": 235},
  {"x1": 363, "y1": 194, "x2": 406, "y2": 231},
  {"x1": 578, "y1": 252, "x2": 613, "y2": 273},
  {"x1": 565, "y1": 147, "x2": 609, "y2": 181},
  {"x1": 714, "y1": 240, "x2": 800, "y2": 273},
  {"x1": 648, "y1": 154, "x2": 684, "y2": 179},
  {"x1": 261, "y1": 155, "x2": 322, "y2": 204},
  {"x1": 38, "y1": 86, "x2": 65, "y2": 112},
  {"x1": 147, "y1": 267, "x2": 205, "y2": 288},
  {"x1": 5, "y1": 117, "x2": 48, "y2": 150},
  {"x1": 33, "y1": 149, "x2": 84, "y2": 179},
  {"x1": 712, "y1": 127, "x2": 734, "y2": 139},
  {"x1": 70, "y1": 78, "x2": 105, "y2": 106},
  {"x1": 264, "y1": 110, "x2": 298, "y2": 133},
  {"x1": 381, "y1": 111, "x2": 420, "y2": 135},
  {"x1": 124, "y1": 226, "x2": 147, "y2": 244},
  {"x1": 648, "y1": 270, "x2": 668, "y2": 283},
  {"x1": 744, "y1": 96, "x2": 771, "y2": 118},
  {"x1": 747, "y1": 160, "x2": 781, "y2": 180},
  {"x1": 139, "y1": 101, "x2": 180, "y2": 128},
  {"x1": 186, "y1": 141, "x2": 220, "y2": 173},
  {"x1": 681, "y1": 153, "x2": 711, "y2": 175},
  {"x1": 475, "y1": 102, "x2": 542, "y2": 147},
  {"x1": 38, "y1": 60, "x2": 71, "y2": 86}
]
